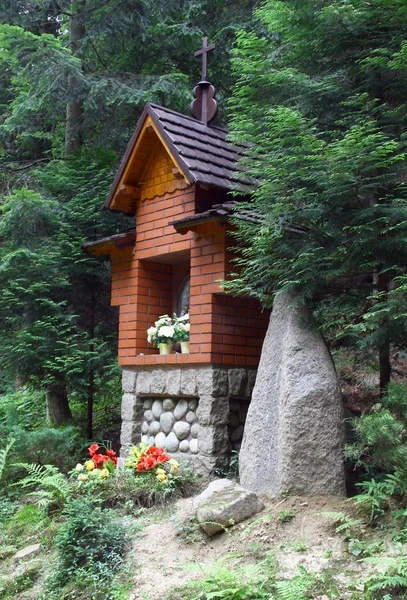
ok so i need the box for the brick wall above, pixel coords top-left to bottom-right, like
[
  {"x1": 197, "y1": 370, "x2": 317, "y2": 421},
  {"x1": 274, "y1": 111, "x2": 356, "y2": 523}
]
[{"x1": 106, "y1": 143, "x2": 269, "y2": 367}]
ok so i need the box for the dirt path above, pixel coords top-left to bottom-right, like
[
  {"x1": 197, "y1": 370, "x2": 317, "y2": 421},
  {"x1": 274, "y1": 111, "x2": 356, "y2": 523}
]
[{"x1": 129, "y1": 495, "x2": 358, "y2": 600}]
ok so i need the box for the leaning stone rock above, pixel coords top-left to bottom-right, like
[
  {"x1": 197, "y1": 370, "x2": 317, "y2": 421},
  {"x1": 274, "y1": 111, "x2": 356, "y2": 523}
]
[
  {"x1": 165, "y1": 432, "x2": 179, "y2": 452},
  {"x1": 179, "y1": 439, "x2": 190, "y2": 452},
  {"x1": 160, "y1": 412, "x2": 175, "y2": 434},
  {"x1": 174, "y1": 421, "x2": 190, "y2": 440},
  {"x1": 240, "y1": 290, "x2": 345, "y2": 497},
  {"x1": 14, "y1": 544, "x2": 41, "y2": 560},
  {"x1": 155, "y1": 432, "x2": 166, "y2": 448},
  {"x1": 194, "y1": 479, "x2": 264, "y2": 536},
  {"x1": 163, "y1": 398, "x2": 175, "y2": 411},
  {"x1": 151, "y1": 400, "x2": 163, "y2": 419},
  {"x1": 174, "y1": 399, "x2": 188, "y2": 420}
]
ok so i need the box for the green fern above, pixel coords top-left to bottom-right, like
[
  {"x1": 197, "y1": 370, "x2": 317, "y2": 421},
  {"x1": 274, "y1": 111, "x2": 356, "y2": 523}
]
[
  {"x1": 0, "y1": 438, "x2": 15, "y2": 484},
  {"x1": 12, "y1": 463, "x2": 71, "y2": 510},
  {"x1": 363, "y1": 555, "x2": 407, "y2": 595},
  {"x1": 275, "y1": 566, "x2": 316, "y2": 600},
  {"x1": 319, "y1": 511, "x2": 365, "y2": 535}
]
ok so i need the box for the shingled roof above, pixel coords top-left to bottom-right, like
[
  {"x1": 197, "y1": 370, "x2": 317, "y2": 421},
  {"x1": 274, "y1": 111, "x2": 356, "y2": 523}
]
[{"x1": 104, "y1": 103, "x2": 252, "y2": 211}]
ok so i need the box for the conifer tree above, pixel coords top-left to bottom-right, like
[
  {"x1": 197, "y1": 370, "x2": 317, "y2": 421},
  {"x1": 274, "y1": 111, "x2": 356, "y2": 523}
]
[{"x1": 228, "y1": 0, "x2": 407, "y2": 393}]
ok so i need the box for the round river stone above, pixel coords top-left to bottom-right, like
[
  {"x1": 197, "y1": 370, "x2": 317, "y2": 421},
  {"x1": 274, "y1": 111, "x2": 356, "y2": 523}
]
[
  {"x1": 189, "y1": 439, "x2": 198, "y2": 454},
  {"x1": 144, "y1": 410, "x2": 153, "y2": 423},
  {"x1": 141, "y1": 421, "x2": 149, "y2": 434},
  {"x1": 174, "y1": 399, "x2": 188, "y2": 420},
  {"x1": 149, "y1": 421, "x2": 161, "y2": 436},
  {"x1": 165, "y1": 432, "x2": 179, "y2": 452},
  {"x1": 160, "y1": 412, "x2": 175, "y2": 434},
  {"x1": 143, "y1": 399, "x2": 152, "y2": 409},
  {"x1": 186, "y1": 410, "x2": 197, "y2": 424},
  {"x1": 189, "y1": 399, "x2": 198, "y2": 411},
  {"x1": 155, "y1": 432, "x2": 166, "y2": 448},
  {"x1": 179, "y1": 439, "x2": 189, "y2": 453},
  {"x1": 163, "y1": 398, "x2": 175, "y2": 411},
  {"x1": 152, "y1": 400, "x2": 163, "y2": 419},
  {"x1": 174, "y1": 421, "x2": 190, "y2": 440},
  {"x1": 191, "y1": 423, "x2": 199, "y2": 438}
]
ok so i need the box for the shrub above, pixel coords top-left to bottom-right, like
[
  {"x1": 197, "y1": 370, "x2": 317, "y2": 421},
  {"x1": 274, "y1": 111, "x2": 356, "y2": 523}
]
[
  {"x1": 345, "y1": 382, "x2": 407, "y2": 479},
  {"x1": 51, "y1": 497, "x2": 128, "y2": 589},
  {"x1": 10, "y1": 425, "x2": 85, "y2": 473}
]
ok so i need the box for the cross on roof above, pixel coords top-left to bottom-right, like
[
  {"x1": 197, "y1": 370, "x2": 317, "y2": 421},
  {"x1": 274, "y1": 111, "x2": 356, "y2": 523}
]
[{"x1": 195, "y1": 36, "x2": 216, "y2": 81}]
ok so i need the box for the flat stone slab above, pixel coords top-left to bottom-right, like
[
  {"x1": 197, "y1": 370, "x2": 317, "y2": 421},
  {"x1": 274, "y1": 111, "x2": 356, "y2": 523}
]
[
  {"x1": 14, "y1": 543, "x2": 41, "y2": 560},
  {"x1": 194, "y1": 479, "x2": 265, "y2": 536}
]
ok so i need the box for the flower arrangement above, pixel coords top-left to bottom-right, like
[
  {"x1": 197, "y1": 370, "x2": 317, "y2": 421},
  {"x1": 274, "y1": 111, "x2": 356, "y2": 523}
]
[
  {"x1": 173, "y1": 313, "x2": 190, "y2": 343},
  {"x1": 147, "y1": 313, "x2": 190, "y2": 347},
  {"x1": 125, "y1": 442, "x2": 179, "y2": 484},
  {"x1": 147, "y1": 314, "x2": 175, "y2": 347},
  {"x1": 75, "y1": 443, "x2": 117, "y2": 482}
]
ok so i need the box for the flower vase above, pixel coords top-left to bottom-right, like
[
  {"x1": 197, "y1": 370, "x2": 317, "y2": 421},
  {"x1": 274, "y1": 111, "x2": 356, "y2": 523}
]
[
  {"x1": 159, "y1": 343, "x2": 173, "y2": 355},
  {"x1": 180, "y1": 341, "x2": 190, "y2": 354}
]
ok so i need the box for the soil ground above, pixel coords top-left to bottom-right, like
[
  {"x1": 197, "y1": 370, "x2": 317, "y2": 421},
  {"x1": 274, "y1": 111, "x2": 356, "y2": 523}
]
[{"x1": 129, "y1": 494, "x2": 368, "y2": 600}]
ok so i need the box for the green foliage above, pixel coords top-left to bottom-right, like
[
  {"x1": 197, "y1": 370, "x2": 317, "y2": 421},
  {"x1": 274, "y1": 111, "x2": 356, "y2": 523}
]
[
  {"x1": 0, "y1": 438, "x2": 14, "y2": 485},
  {"x1": 319, "y1": 511, "x2": 365, "y2": 536},
  {"x1": 277, "y1": 509, "x2": 296, "y2": 523},
  {"x1": 275, "y1": 566, "x2": 317, "y2": 600},
  {"x1": 363, "y1": 555, "x2": 407, "y2": 598},
  {"x1": 9, "y1": 425, "x2": 85, "y2": 473},
  {"x1": 50, "y1": 497, "x2": 127, "y2": 591},
  {"x1": 13, "y1": 463, "x2": 71, "y2": 511},
  {"x1": 166, "y1": 554, "x2": 277, "y2": 600},
  {"x1": 227, "y1": 0, "x2": 407, "y2": 380},
  {"x1": 345, "y1": 382, "x2": 407, "y2": 477}
]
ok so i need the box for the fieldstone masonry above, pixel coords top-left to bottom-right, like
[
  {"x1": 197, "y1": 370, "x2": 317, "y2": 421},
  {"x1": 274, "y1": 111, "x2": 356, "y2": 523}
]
[{"x1": 120, "y1": 366, "x2": 256, "y2": 474}]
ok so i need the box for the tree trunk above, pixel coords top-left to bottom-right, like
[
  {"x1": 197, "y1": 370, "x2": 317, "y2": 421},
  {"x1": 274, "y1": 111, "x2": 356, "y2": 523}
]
[
  {"x1": 377, "y1": 271, "x2": 391, "y2": 396},
  {"x1": 65, "y1": 0, "x2": 86, "y2": 156},
  {"x1": 87, "y1": 285, "x2": 96, "y2": 439},
  {"x1": 46, "y1": 381, "x2": 73, "y2": 425},
  {"x1": 15, "y1": 372, "x2": 27, "y2": 392}
]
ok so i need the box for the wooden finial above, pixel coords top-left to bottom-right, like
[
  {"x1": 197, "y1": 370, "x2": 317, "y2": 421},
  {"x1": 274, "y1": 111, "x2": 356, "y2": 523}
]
[{"x1": 191, "y1": 37, "x2": 218, "y2": 125}]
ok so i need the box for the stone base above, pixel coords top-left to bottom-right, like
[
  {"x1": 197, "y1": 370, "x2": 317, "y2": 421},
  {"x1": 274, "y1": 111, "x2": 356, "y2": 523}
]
[{"x1": 120, "y1": 366, "x2": 256, "y2": 474}]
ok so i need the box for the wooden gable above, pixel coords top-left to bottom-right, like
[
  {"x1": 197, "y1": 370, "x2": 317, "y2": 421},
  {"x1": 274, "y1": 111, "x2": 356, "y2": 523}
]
[{"x1": 108, "y1": 115, "x2": 190, "y2": 215}]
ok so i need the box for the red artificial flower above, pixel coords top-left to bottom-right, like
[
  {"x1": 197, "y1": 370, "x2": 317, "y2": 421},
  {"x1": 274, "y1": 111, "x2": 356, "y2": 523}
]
[
  {"x1": 92, "y1": 453, "x2": 104, "y2": 467},
  {"x1": 102, "y1": 455, "x2": 110, "y2": 462},
  {"x1": 137, "y1": 454, "x2": 157, "y2": 471},
  {"x1": 147, "y1": 446, "x2": 169, "y2": 464},
  {"x1": 88, "y1": 444, "x2": 99, "y2": 456},
  {"x1": 106, "y1": 449, "x2": 116, "y2": 457},
  {"x1": 112, "y1": 456, "x2": 118, "y2": 466}
]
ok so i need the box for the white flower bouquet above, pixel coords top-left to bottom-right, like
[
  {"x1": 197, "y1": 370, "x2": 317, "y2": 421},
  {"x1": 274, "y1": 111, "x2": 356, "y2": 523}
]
[{"x1": 147, "y1": 315, "x2": 175, "y2": 347}]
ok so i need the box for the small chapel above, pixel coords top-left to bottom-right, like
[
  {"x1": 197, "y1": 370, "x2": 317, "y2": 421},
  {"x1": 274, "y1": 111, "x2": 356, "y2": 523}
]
[{"x1": 85, "y1": 39, "x2": 269, "y2": 473}]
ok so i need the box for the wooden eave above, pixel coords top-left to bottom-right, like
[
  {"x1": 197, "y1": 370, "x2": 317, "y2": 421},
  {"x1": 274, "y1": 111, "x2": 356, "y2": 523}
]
[{"x1": 83, "y1": 230, "x2": 136, "y2": 256}]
